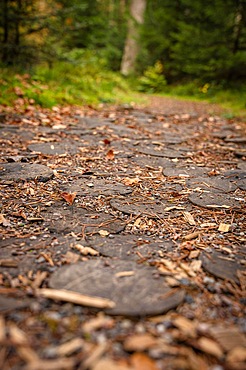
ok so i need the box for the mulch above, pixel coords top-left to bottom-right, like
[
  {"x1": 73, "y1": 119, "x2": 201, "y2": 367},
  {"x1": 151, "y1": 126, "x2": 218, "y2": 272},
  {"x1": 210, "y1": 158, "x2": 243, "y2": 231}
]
[{"x1": 0, "y1": 98, "x2": 245, "y2": 370}]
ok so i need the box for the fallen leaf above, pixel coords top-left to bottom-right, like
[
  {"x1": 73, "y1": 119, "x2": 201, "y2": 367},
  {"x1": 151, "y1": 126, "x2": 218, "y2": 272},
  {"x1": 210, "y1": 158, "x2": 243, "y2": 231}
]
[
  {"x1": 189, "y1": 250, "x2": 200, "y2": 259},
  {"x1": 122, "y1": 177, "x2": 140, "y2": 186},
  {"x1": 0, "y1": 214, "x2": 11, "y2": 227},
  {"x1": 130, "y1": 352, "x2": 158, "y2": 370},
  {"x1": 60, "y1": 192, "x2": 77, "y2": 205},
  {"x1": 106, "y1": 149, "x2": 115, "y2": 160},
  {"x1": 63, "y1": 251, "x2": 80, "y2": 264}
]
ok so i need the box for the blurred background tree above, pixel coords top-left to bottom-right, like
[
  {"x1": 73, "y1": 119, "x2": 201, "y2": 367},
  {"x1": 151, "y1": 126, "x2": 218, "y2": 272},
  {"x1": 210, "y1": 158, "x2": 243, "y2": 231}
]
[{"x1": 0, "y1": 0, "x2": 245, "y2": 95}]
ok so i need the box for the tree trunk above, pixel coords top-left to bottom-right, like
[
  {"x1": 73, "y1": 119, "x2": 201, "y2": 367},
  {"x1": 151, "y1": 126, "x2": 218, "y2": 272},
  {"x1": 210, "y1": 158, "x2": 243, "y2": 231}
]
[
  {"x1": 2, "y1": 0, "x2": 9, "y2": 63},
  {"x1": 120, "y1": 0, "x2": 146, "y2": 76}
]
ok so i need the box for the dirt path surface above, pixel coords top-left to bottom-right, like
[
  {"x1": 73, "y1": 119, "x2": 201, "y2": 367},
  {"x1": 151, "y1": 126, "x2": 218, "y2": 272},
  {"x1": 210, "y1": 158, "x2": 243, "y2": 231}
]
[{"x1": 0, "y1": 97, "x2": 246, "y2": 369}]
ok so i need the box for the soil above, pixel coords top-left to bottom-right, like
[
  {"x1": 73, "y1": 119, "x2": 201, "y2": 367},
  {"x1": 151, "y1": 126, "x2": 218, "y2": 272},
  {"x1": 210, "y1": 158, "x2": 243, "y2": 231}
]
[{"x1": 0, "y1": 96, "x2": 245, "y2": 370}]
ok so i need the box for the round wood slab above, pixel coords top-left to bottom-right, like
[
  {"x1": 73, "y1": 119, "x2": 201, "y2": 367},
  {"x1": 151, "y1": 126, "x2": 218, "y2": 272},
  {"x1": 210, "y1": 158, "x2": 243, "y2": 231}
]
[{"x1": 49, "y1": 260, "x2": 185, "y2": 316}]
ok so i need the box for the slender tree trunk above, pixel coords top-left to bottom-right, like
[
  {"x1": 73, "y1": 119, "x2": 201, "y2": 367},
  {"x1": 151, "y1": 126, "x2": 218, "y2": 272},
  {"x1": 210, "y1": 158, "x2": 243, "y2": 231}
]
[
  {"x1": 120, "y1": 0, "x2": 146, "y2": 76},
  {"x1": 232, "y1": 0, "x2": 244, "y2": 54},
  {"x1": 2, "y1": 0, "x2": 9, "y2": 63}
]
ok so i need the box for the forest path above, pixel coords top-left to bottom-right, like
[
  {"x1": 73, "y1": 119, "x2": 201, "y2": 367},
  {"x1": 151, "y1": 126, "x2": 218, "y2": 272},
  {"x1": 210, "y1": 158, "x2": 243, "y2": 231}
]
[
  {"x1": 0, "y1": 98, "x2": 245, "y2": 369},
  {"x1": 142, "y1": 95, "x2": 225, "y2": 115}
]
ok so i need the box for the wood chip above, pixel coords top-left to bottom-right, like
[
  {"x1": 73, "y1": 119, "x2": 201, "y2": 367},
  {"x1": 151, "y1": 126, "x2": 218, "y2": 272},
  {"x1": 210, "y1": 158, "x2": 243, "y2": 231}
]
[
  {"x1": 55, "y1": 338, "x2": 84, "y2": 356},
  {"x1": 183, "y1": 211, "x2": 196, "y2": 225},
  {"x1": 115, "y1": 271, "x2": 135, "y2": 278},
  {"x1": 218, "y1": 223, "x2": 230, "y2": 232},
  {"x1": 31, "y1": 271, "x2": 48, "y2": 289},
  {"x1": 183, "y1": 232, "x2": 200, "y2": 241},
  {"x1": 124, "y1": 334, "x2": 158, "y2": 351},
  {"x1": 92, "y1": 358, "x2": 130, "y2": 370},
  {"x1": 197, "y1": 337, "x2": 224, "y2": 358},
  {"x1": 0, "y1": 259, "x2": 18, "y2": 267},
  {"x1": 189, "y1": 250, "x2": 200, "y2": 259},
  {"x1": 9, "y1": 323, "x2": 29, "y2": 345},
  {"x1": 25, "y1": 357, "x2": 76, "y2": 370},
  {"x1": 82, "y1": 313, "x2": 115, "y2": 333},
  {"x1": 72, "y1": 244, "x2": 99, "y2": 256},
  {"x1": 209, "y1": 326, "x2": 246, "y2": 351},
  {"x1": 83, "y1": 343, "x2": 108, "y2": 370},
  {"x1": 0, "y1": 316, "x2": 6, "y2": 342},
  {"x1": 227, "y1": 346, "x2": 246, "y2": 364},
  {"x1": 130, "y1": 352, "x2": 159, "y2": 370},
  {"x1": 36, "y1": 288, "x2": 115, "y2": 309},
  {"x1": 172, "y1": 316, "x2": 197, "y2": 338}
]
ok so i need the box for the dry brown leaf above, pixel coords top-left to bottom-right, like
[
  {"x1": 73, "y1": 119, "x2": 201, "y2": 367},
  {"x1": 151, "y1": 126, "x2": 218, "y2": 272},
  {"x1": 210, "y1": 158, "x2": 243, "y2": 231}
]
[
  {"x1": 36, "y1": 288, "x2": 115, "y2": 309},
  {"x1": 130, "y1": 352, "x2": 158, "y2": 370},
  {"x1": 197, "y1": 337, "x2": 224, "y2": 358},
  {"x1": 0, "y1": 214, "x2": 11, "y2": 227},
  {"x1": 60, "y1": 191, "x2": 77, "y2": 205},
  {"x1": 189, "y1": 250, "x2": 200, "y2": 259},
  {"x1": 122, "y1": 177, "x2": 140, "y2": 186},
  {"x1": 165, "y1": 277, "x2": 180, "y2": 287},
  {"x1": 63, "y1": 251, "x2": 80, "y2": 264},
  {"x1": 106, "y1": 149, "x2": 115, "y2": 160},
  {"x1": 124, "y1": 334, "x2": 158, "y2": 352}
]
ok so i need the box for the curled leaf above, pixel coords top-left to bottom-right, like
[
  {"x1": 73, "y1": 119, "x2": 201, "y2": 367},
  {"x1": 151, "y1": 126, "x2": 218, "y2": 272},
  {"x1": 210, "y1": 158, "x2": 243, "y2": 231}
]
[
  {"x1": 106, "y1": 149, "x2": 115, "y2": 160},
  {"x1": 60, "y1": 192, "x2": 77, "y2": 205}
]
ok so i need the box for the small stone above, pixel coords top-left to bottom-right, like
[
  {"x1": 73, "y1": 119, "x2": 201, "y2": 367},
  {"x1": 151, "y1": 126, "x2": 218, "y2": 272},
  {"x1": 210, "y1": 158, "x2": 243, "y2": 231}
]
[{"x1": 35, "y1": 256, "x2": 45, "y2": 263}]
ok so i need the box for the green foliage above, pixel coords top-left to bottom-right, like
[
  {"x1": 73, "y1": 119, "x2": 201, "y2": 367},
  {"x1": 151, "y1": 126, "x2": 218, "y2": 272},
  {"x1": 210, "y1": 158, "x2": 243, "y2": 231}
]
[
  {"x1": 163, "y1": 81, "x2": 246, "y2": 117},
  {"x1": 138, "y1": 61, "x2": 167, "y2": 92},
  {"x1": 140, "y1": 0, "x2": 246, "y2": 83},
  {"x1": 0, "y1": 52, "x2": 138, "y2": 108}
]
